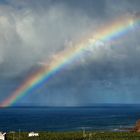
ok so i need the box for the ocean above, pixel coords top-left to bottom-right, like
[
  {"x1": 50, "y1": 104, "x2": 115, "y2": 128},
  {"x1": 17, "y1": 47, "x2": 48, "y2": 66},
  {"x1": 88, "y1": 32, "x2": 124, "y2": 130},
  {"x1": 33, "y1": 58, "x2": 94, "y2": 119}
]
[{"x1": 0, "y1": 104, "x2": 140, "y2": 132}]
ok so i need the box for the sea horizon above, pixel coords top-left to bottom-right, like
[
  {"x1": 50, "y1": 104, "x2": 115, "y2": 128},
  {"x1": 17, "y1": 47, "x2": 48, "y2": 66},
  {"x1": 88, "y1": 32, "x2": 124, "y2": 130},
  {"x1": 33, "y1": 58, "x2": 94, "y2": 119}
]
[{"x1": 2, "y1": 103, "x2": 140, "y2": 108}]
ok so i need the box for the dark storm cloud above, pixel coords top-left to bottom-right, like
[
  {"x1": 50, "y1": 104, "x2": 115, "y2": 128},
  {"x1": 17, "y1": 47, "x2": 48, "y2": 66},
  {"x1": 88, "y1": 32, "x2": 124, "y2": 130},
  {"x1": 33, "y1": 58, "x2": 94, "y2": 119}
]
[{"x1": 52, "y1": 0, "x2": 106, "y2": 17}]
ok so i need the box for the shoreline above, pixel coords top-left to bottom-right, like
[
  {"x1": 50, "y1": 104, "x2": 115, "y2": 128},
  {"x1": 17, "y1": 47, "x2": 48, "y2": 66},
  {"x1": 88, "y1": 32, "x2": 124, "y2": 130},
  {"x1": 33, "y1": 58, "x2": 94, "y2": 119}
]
[{"x1": 5, "y1": 131, "x2": 140, "y2": 140}]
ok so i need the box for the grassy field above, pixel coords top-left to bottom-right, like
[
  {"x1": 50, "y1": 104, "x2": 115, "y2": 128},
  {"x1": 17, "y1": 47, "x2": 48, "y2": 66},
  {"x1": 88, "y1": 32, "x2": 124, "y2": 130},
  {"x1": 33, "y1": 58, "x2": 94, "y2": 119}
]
[{"x1": 6, "y1": 131, "x2": 140, "y2": 140}]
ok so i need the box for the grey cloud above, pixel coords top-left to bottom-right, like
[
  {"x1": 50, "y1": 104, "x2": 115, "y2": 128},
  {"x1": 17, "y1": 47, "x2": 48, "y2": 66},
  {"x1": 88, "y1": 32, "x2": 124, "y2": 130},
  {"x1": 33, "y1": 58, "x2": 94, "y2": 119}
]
[
  {"x1": 0, "y1": 1, "x2": 94, "y2": 77},
  {"x1": 0, "y1": 0, "x2": 140, "y2": 105}
]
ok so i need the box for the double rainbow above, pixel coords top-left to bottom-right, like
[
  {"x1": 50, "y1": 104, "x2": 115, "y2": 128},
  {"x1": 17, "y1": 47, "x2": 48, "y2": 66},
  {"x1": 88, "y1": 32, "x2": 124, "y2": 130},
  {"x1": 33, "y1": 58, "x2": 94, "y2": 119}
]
[{"x1": 0, "y1": 15, "x2": 139, "y2": 107}]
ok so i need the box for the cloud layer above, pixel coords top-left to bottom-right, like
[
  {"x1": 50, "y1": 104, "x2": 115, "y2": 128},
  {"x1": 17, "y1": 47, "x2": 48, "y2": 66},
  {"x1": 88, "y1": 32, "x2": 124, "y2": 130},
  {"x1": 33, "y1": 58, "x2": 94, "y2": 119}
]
[
  {"x1": 0, "y1": 0, "x2": 140, "y2": 105},
  {"x1": 0, "y1": 0, "x2": 139, "y2": 77}
]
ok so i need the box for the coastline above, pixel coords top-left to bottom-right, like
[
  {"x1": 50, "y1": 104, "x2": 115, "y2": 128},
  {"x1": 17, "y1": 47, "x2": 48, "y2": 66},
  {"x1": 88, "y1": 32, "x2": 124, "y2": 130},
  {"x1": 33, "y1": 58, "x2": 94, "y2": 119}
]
[{"x1": 5, "y1": 131, "x2": 140, "y2": 140}]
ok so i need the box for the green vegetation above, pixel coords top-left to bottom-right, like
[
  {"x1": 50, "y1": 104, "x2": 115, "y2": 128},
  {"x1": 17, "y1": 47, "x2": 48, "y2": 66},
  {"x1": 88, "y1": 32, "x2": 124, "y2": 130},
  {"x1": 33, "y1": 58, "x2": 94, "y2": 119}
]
[{"x1": 6, "y1": 131, "x2": 140, "y2": 140}]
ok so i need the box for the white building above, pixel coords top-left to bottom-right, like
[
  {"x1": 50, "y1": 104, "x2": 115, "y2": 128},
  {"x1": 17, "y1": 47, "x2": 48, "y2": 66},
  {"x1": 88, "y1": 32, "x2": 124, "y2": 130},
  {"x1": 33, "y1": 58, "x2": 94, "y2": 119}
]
[
  {"x1": 28, "y1": 132, "x2": 39, "y2": 137},
  {"x1": 0, "y1": 132, "x2": 6, "y2": 140}
]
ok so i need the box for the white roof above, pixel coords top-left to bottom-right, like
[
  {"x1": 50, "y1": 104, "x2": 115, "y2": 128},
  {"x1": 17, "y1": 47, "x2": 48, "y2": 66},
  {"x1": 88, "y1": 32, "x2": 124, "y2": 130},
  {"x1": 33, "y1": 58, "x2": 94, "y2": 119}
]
[{"x1": 29, "y1": 132, "x2": 38, "y2": 134}]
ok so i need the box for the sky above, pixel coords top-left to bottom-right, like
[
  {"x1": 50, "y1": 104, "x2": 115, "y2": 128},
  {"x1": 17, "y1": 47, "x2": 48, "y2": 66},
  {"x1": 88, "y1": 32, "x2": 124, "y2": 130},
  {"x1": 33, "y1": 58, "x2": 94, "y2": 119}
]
[{"x1": 0, "y1": 0, "x2": 140, "y2": 106}]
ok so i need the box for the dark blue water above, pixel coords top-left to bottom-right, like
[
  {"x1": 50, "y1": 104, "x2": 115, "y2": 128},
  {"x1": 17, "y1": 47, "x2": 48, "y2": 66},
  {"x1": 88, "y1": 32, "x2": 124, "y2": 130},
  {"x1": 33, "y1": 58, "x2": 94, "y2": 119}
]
[{"x1": 0, "y1": 104, "x2": 140, "y2": 132}]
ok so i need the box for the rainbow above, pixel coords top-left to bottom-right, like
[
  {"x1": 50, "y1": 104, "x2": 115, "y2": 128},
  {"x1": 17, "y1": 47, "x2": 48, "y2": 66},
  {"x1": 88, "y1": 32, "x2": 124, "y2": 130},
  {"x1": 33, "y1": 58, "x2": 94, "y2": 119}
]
[{"x1": 0, "y1": 15, "x2": 140, "y2": 107}]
